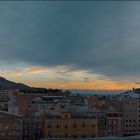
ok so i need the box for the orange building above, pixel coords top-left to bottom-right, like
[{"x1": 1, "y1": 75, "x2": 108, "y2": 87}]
[
  {"x1": 15, "y1": 93, "x2": 49, "y2": 116},
  {"x1": 44, "y1": 112, "x2": 98, "y2": 138}
]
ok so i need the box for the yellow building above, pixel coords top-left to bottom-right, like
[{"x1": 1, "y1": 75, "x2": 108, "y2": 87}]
[{"x1": 44, "y1": 112, "x2": 98, "y2": 138}]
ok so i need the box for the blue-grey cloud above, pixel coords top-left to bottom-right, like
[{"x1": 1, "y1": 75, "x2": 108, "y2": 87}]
[{"x1": 0, "y1": 1, "x2": 140, "y2": 80}]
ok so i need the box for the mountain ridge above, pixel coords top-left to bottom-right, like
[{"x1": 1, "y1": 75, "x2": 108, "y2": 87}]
[{"x1": 0, "y1": 76, "x2": 30, "y2": 90}]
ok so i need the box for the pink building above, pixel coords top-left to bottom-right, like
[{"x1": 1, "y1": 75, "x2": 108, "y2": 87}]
[
  {"x1": 0, "y1": 110, "x2": 22, "y2": 140},
  {"x1": 123, "y1": 96, "x2": 140, "y2": 136},
  {"x1": 106, "y1": 111, "x2": 123, "y2": 137}
]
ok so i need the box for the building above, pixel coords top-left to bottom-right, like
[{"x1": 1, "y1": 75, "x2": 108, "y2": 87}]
[
  {"x1": 106, "y1": 110, "x2": 123, "y2": 137},
  {"x1": 44, "y1": 112, "x2": 98, "y2": 138},
  {"x1": 22, "y1": 116, "x2": 35, "y2": 140},
  {"x1": 89, "y1": 95, "x2": 98, "y2": 106},
  {"x1": 0, "y1": 110, "x2": 22, "y2": 140},
  {"x1": 22, "y1": 95, "x2": 70, "y2": 140},
  {"x1": 0, "y1": 90, "x2": 9, "y2": 111},
  {"x1": 98, "y1": 111, "x2": 106, "y2": 137},
  {"x1": 15, "y1": 94, "x2": 70, "y2": 116},
  {"x1": 22, "y1": 101, "x2": 43, "y2": 140},
  {"x1": 8, "y1": 90, "x2": 19, "y2": 114},
  {"x1": 123, "y1": 95, "x2": 140, "y2": 136},
  {"x1": 15, "y1": 94, "x2": 51, "y2": 116}
]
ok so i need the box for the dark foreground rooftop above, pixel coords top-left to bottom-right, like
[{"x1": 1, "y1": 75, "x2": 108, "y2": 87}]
[{"x1": 38, "y1": 136, "x2": 140, "y2": 140}]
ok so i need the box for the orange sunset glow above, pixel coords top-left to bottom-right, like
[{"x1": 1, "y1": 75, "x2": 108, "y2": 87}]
[{"x1": 0, "y1": 66, "x2": 136, "y2": 90}]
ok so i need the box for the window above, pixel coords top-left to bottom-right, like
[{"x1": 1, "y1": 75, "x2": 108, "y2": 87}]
[
  {"x1": 48, "y1": 120, "x2": 52, "y2": 128},
  {"x1": 81, "y1": 135, "x2": 87, "y2": 138},
  {"x1": 109, "y1": 120, "x2": 112, "y2": 125},
  {"x1": 57, "y1": 130, "x2": 59, "y2": 134},
  {"x1": 113, "y1": 120, "x2": 116, "y2": 125},
  {"x1": 81, "y1": 121, "x2": 86, "y2": 127},
  {"x1": 48, "y1": 135, "x2": 52, "y2": 138},
  {"x1": 91, "y1": 134, "x2": 96, "y2": 137},
  {"x1": 48, "y1": 130, "x2": 52, "y2": 137},
  {"x1": 72, "y1": 121, "x2": 77, "y2": 128},
  {"x1": 50, "y1": 107, "x2": 55, "y2": 110},
  {"x1": 72, "y1": 135, "x2": 78, "y2": 138},
  {"x1": 48, "y1": 120, "x2": 52, "y2": 125},
  {"x1": 56, "y1": 120, "x2": 60, "y2": 128},
  {"x1": 91, "y1": 124, "x2": 95, "y2": 127},
  {"x1": 56, "y1": 125, "x2": 60, "y2": 128}
]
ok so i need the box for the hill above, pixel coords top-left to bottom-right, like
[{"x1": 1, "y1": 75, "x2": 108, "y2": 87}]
[{"x1": 0, "y1": 76, "x2": 30, "y2": 90}]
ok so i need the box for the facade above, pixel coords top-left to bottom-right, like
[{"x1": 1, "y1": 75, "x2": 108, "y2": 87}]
[
  {"x1": 89, "y1": 95, "x2": 98, "y2": 106},
  {"x1": 106, "y1": 111, "x2": 123, "y2": 137},
  {"x1": 22, "y1": 95, "x2": 71, "y2": 140},
  {"x1": 8, "y1": 90, "x2": 19, "y2": 114},
  {"x1": 123, "y1": 96, "x2": 140, "y2": 136},
  {"x1": 22, "y1": 105, "x2": 43, "y2": 140},
  {"x1": 44, "y1": 112, "x2": 98, "y2": 138},
  {"x1": 98, "y1": 111, "x2": 106, "y2": 137},
  {"x1": 15, "y1": 94, "x2": 51, "y2": 116},
  {"x1": 32, "y1": 96, "x2": 70, "y2": 116},
  {"x1": 0, "y1": 90, "x2": 9, "y2": 111},
  {"x1": 22, "y1": 117, "x2": 35, "y2": 140},
  {"x1": 1, "y1": 87, "x2": 140, "y2": 139},
  {"x1": 0, "y1": 110, "x2": 22, "y2": 140}
]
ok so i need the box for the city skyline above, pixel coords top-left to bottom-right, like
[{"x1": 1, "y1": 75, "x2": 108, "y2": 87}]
[{"x1": 0, "y1": 1, "x2": 140, "y2": 90}]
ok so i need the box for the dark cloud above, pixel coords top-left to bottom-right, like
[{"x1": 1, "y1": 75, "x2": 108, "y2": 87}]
[{"x1": 0, "y1": 1, "x2": 140, "y2": 80}]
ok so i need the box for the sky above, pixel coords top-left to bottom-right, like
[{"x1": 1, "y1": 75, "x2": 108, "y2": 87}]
[{"x1": 0, "y1": 1, "x2": 140, "y2": 90}]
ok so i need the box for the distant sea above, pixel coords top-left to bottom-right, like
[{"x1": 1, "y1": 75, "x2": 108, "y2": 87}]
[{"x1": 69, "y1": 90, "x2": 126, "y2": 96}]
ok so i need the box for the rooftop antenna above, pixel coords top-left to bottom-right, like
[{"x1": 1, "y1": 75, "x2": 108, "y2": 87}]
[{"x1": 135, "y1": 82, "x2": 140, "y2": 89}]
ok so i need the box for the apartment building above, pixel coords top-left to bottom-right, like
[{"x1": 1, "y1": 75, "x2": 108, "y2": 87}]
[
  {"x1": 0, "y1": 90, "x2": 9, "y2": 111},
  {"x1": 123, "y1": 94, "x2": 140, "y2": 136},
  {"x1": 0, "y1": 110, "x2": 22, "y2": 140},
  {"x1": 106, "y1": 111, "x2": 123, "y2": 137},
  {"x1": 44, "y1": 112, "x2": 98, "y2": 138}
]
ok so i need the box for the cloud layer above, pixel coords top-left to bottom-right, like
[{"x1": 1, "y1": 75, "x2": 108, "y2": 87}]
[{"x1": 0, "y1": 1, "x2": 140, "y2": 88}]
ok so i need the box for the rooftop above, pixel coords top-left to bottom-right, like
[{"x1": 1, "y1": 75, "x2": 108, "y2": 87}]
[{"x1": 39, "y1": 135, "x2": 140, "y2": 140}]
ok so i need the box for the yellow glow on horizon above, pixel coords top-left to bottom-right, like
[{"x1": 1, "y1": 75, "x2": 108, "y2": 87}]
[
  {"x1": 0, "y1": 66, "x2": 137, "y2": 90},
  {"x1": 19, "y1": 78, "x2": 130, "y2": 90}
]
